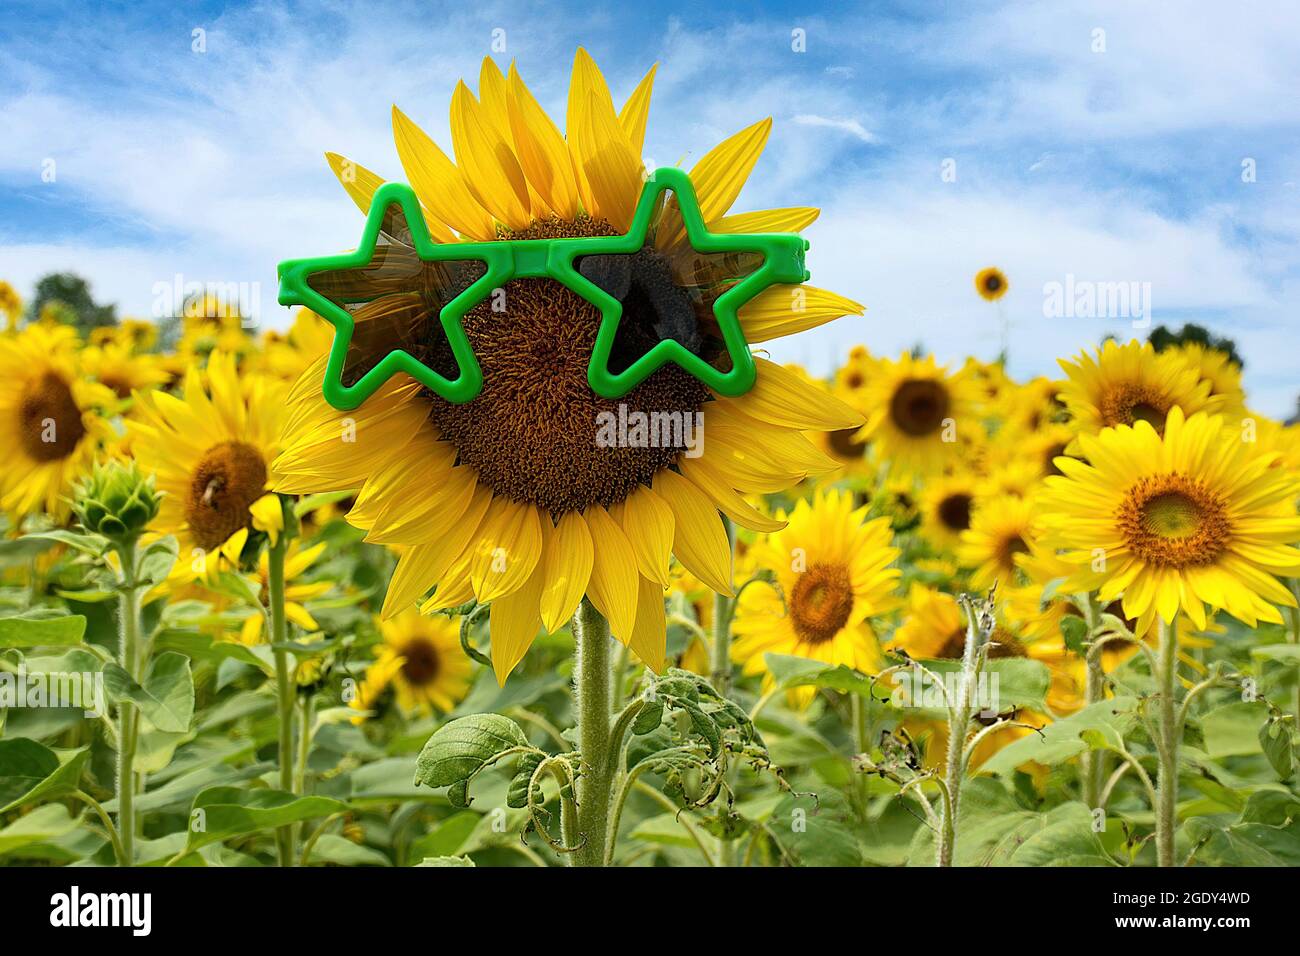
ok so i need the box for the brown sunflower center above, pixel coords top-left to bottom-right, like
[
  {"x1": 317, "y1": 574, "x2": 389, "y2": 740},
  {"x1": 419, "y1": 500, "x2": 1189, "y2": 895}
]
[
  {"x1": 937, "y1": 625, "x2": 1025, "y2": 660},
  {"x1": 889, "y1": 379, "x2": 950, "y2": 437},
  {"x1": 827, "y1": 427, "x2": 868, "y2": 460},
  {"x1": 1043, "y1": 441, "x2": 1069, "y2": 477},
  {"x1": 1117, "y1": 473, "x2": 1230, "y2": 567},
  {"x1": 185, "y1": 440, "x2": 268, "y2": 551},
  {"x1": 1099, "y1": 382, "x2": 1169, "y2": 430},
  {"x1": 424, "y1": 218, "x2": 712, "y2": 515},
  {"x1": 983, "y1": 273, "x2": 1003, "y2": 294},
  {"x1": 789, "y1": 562, "x2": 855, "y2": 645},
  {"x1": 398, "y1": 636, "x2": 441, "y2": 686},
  {"x1": 18, "y1": 371, "x2": 86, "y2": 462},
  {"x1": 937, "y1": 493, "x2": 973, "y2": 533},
  {"x1": 998, "y1": 533, "x2": 1030, "y2": 572}
]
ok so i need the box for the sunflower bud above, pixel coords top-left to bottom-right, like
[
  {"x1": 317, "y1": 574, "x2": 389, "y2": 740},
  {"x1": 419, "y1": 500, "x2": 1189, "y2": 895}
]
[{"x1": 72, "y1": 459, "x2": 161, "y2": 544}]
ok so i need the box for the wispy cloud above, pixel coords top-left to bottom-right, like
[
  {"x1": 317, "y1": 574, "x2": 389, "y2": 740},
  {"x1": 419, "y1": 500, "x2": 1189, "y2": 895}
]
[{"x1": 792, "y1": 113, "x2": 876, "y2": 143}]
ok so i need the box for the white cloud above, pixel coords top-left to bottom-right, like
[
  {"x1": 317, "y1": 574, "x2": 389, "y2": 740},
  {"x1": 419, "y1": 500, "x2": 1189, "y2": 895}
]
[{"x1": 792, "y1": 114, "x2": 876, "y2": 144}]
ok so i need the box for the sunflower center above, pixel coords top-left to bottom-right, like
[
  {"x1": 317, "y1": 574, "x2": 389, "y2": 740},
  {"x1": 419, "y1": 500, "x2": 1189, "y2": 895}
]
[
  {"x1": 937, "y1": 625, "x2": 1024, "y2": 660},
  {"x1": 1099, "y1": 383, "x2": 1168, "y2": 430},
  {"x1": 789, "y1": 562, "x2": 854, "y2": 645},
  {"x1": 185, "y1": 440, "x2": 268, "y2": 551},
  {"x1": 423, "y1": 218, "x2": 712, "y2": 515},
  {"x1": 18, "y1": 371, "x2": 86, "y2": 462},
  {"x1": 827, "y1": 427, "x2": 868, "y2": 460},
  {"x1": 983, "y1": 274, "x2": 1002, "y2": 294},
  {"x1": 398, "y1": 636, "x2": 441, "y2": 687},
  {"x1": 998, "y1": 534, "x2": 1030, "y2": 571},
  {"x1": 1117, "y1": 473, "x2": 1230, "y2": 567},
  {"x1": 889, "y1": 379, "x2": 950, "y2": 437},
  {"x1": 937, "y1": 493, "x2": 973, "y2": 532}
]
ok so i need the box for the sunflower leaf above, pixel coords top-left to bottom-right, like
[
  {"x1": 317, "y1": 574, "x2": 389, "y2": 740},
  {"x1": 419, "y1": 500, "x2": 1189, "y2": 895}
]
[{"x1": 413, "y1": 714, "x2": 530, "y2": 798}]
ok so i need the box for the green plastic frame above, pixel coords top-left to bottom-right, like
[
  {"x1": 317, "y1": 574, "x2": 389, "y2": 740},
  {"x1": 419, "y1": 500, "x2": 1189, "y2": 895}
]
[{"x1": 277, "y1": 167, "x2": 810, "y2": 410}]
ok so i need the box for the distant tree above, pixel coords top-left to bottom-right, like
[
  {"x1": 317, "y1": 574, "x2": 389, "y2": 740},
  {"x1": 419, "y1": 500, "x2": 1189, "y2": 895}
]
[
  {"x1": 27, "y1": 273, "x2": 117, "y2": 337},
  {"x1": 1148, "y1": 323, "x2": 1243, "y2": 369}
]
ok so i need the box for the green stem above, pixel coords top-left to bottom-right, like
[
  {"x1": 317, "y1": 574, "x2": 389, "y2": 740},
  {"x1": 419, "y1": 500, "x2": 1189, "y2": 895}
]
[
  {"x1": 710, "y1": 516, "x2": 736, "y2": 698},
  {"x1": 72, "y1": 789, "x2": 126, "y2": 865},
  {"x1": 268, "y1": 534, "x2": 295, "y2": 867},
  {"x1": 115, "y1": 539, "x2": 140, "y2": 867},
  {"x1": 1287, "y1": 582, "x2": 1300, "y2": 736},
  {"x1": 936, "y1": 601, "x2": 982, "y2": 867},
  {"x1": 572, "y1": 599, "x2": 612, "y2": 867},
  {"x1": 1154, "y1": 616, "x2": 1179, "y2": 867}
]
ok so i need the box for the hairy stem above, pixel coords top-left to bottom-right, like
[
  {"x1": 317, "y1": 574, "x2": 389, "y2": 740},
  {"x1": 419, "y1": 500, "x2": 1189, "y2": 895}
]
[
  {"x1": 115, "y1": 540, "x2": 140, "y2": 866},
  {"x1": 268, "y1": 534, "x2": 295, "y2": 867},
  {"x1": 572, "y1": 599, "x2": 612, "y2": 867},
  {"x1": 1154, "y1": 616, "x2": 1180, "y2": 867}
]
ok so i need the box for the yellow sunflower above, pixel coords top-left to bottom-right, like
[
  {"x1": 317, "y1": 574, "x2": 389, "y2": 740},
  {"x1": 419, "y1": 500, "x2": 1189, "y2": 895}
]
[
  {"x1": 974, "y1": 267, "x2": 1009, "y2": 302},
  {"x1": 919, "y1": 474, "x2": 978, "y2": 552},
  {"x1": 236, "y1": 540, "x2": 332, "y2": 645},
  {"x1": 129, "y1": 351, "x2": 287, "y2": 578},
  {"x1": 1057, "y1": 339, "x2": 1212, "y2": 437},
  {"x1": 857, "y1": 353, "x2": 979, "y2": 477},
  {"x1": 81, "y1": 342, "x2": 169, "y2": 400},
  {"x1": 1170, "y1": 342, "x2": 1245, "y2": 418},
  {"x1": 0, "y1": 324, "x2": 117, "y2": 520},
  {"x1": 1039, "y1": 406, "x2": 1300, "y2": 631},
  {"x1": 958, "y1": 494, "x2": 1040, "y2": 591},
  {"x1": 273, "y1": 51, "x2": 865, "y2": 685},
  {"x1": 731, "y1": 489, "x2": 900, "y2": 698},
  {"x1": 0, "y1": 280, "x2": 22, "y2": 329},
  {"x1": 350, "y1": 609, "x2": 472, "y2": 718}
]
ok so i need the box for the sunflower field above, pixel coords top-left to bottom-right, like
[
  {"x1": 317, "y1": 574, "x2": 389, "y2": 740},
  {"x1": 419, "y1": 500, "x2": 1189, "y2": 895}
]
[{"x1": 2, "y1": 50, "x2": 1299, "y2": 874}]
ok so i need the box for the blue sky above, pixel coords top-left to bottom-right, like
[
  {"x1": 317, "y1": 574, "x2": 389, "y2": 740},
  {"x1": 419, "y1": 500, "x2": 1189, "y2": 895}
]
[{"x1": 2, "y1": 0, "x2": 1298, "y2": 414}]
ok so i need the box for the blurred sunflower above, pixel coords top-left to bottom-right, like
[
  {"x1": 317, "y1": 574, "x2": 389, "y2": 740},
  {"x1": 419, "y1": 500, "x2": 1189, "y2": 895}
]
[
  {"x1": 958, "y1": 494, "x2": 1040, "y2": 591},
  {"x1": 81, "y1": 342, "x2": 169, "y2": 400},
  {"x1": 857, "y1": 353, "x2": 977, "y2": 477},
  {"x1": 274, "y1": 51, "x2": 865, "y2": 684},
  {"x1": 1170, "y1": 342, "x2": 1245, "y2": 417},
  {"x1": 732, "y1": 489, "x2": 900, "y2": 700},
  {"x1": 0, "y1": 280, "x2": 22, "y2": 329},
  {"x1": 890, "y1": 584, "x2": 1027, "y2": 661},
  {"x1": 350, "y1": 609, "x2": 472, "y2": 719},
  {"x1": 0, "y1": 324, "x2": 117, "y2": 520},
  {"x1": 130, "y1": 352, "x2": 287, "y2": 578},
  {"x1": 919, "y1": 474, "x2": 978, "y2": 552},
  {"x1": 1039, "y1": 406, "x2": 1300, "y2": 631},
  {"x1": 974, "y1": 267, "x2": 1008, "y2": 302},
  {"x1": 237, "y1": 540, "x2": 331, "y2": 645},
  {"x1": 1057, "y1": 339, "x2": 1212, "y2": 437}
]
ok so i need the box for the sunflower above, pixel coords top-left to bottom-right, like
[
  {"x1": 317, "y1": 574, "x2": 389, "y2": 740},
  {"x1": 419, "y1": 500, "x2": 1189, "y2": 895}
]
[
  {"x1": 999, "y1": 376, "x2": 1067, "y2": 434},
  {"x1": 350, "y1": 609, "x2": 472, "y2": 718},
  {"x1": 958, "y1": 494, "x2": 1040, "y2": 591},
  {"x1": 1039, "y1": 406, "x2": 1300, "y2": 631},
  {"x1": 731, "y1": 489, "x2": 900, "y2": 699},
  {"x1": 1057, "y1": 339, "x2": 1212, "y2": 438},
  {"x1": 81, "y1": 342, "x2": 169, "y2": 400},
  {"x1": 236, "y1": 540, "x2": 332, "y2": 645},
  {"x1": 974, "y1": 267, "x2": 1009, "y2": 302},
  {"x1": 274, "y1": 51, "x2": 865, "y2": 684},
  {"x1": 890, "y1": 584, "x2": 1027, "y2": 661},
  {"x1": 1170, "y1": 342, "x2": 1245, "y2": 418},
  {"x1": 919, "y1": 474, "x2": 978, "y2": 552},
  {"x1": 0, "y1": 324, "x2": 117, "y2": 520},
  {"x1": 129, "y1": 351, "x2": 287, "y2": 578},
  {"x1": 254, "y1": 308, "x2": 336, "y2": 383},
  {"x1": 857, "y1": 353, "x2": 978, "y2": 477},
  {"x1": 88, "y1": 319, "x2": 158, "y2": 352},
  {"x1": 0, "y1": 280, "x2": 22, "y2": 329}
]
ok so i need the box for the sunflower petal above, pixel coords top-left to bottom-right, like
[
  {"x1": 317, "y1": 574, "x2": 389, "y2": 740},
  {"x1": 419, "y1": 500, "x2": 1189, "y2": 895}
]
[
  {"x1": 470, "y1": 498, "x2": 543, "y2": 602},
  {"x1": 583, "y1": 504, "x2": 639, "y2": 639},
  {"x1": 507, "y1": 63, "x2": 580, "y2": 218},
  {"x1": 450, "y1": 80, "x2": 532, "y2": 230},
  {"x1": 489, "y1": 559, "x2": 545, "y2": 685},
  {"x1": 652, "y1": 469, "x2": 733, "y2": 595},
  {"x1": 391, "y1": 105, "x2": 495, "y2": 240},
  {"x1": 540, "y1": 511, "x2": 594, "y2": 633},
  {"x1": 738, "y1": 285, "x2": 865, "y2": 343},
  {"x1": 628, "y1": 575, "x2": 668, "y2": 671},
  {"x1": 617, "y1": 63, "x2": 657, "y2": 156}
]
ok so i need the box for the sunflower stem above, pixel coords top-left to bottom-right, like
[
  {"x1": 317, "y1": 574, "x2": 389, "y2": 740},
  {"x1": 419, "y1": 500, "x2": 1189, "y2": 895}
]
[
  {"x1": 114, "y1": 539, "x2": 141, "y2": 867},
  {"x1": 1080, "y1": 593, "x2": 1107, "y2": 810},
  {"x1": 268, "y1": 533, "x2": 296, "y2": 867},
  {"x1": 711, "y1": 515, "x2": 738, "y2": 866},
  {"x1": 1154, "y1": 615, "x2": 1180, "y2": 867},
  {"x1": 572, "y1": 598, "x2": 612, "y2": 867}
]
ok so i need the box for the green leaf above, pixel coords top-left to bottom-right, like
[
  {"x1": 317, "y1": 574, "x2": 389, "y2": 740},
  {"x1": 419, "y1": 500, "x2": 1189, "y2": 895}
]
[
  {"x1": 137, "y1": 536, "x2": 178, "y2": 588},
  {"x1": 0, "y1": 803, "x2": 81, "y2": 858},
  {"x1": 407, "y1": 810, "x2": 480, "y2": 863},
  {"x1": 0, "y1": 537, "x2": 58, "y2": 564},
  {"x1": 631, "y1": 698, "x2": 665, "y2": 735},
  {"x1": 413, "y1": 714, "x2": 528, "y2": 791},
  {"x1": 152, "y1": 630, "x2": 275, "y2": 676},
  {"x1": 906, "y1": 657, "x2": 1052, "y2": 712},
  {"x1": 0, "y1": 614, "x2": 86, "y2": 648},
  {"x1": 1059, "y1": 615, "x2": 1088, "y2": 656},
  {"x1": 1006, "y1": 803, "x2": 1116, "y2": 867},
  {"x1": 978, "y1": 697, "x2": 1139, "y2": 776},
  {"x1": 0, "y1": 738, "x2": 60, "y2": 808},
  {"x1": 763, "y1": 653, "x2": 876, "y2": 698},
  {"x1": 1184, "y1": 792, "x2": 1300, "y2": 866},
  {"x1": 1201, "y1": 701, "x2": 1269, "y2": 758},
  {"x1": 23, "y1": 529, "x2": 111, "y2": 557},
  {"x1": 308, "y1": 834, "x2": 390, "y2": 866},
  {"x1": 0, "y1": 743, "x2": 90, "y2": 813},
  {"x1": 1259, "y1": 718, "x2": 1294, "y2": 780},
  {"x1": 102, "y1": 652, "x2": 195, "y2": 732},
  {"x1": 186, "y1": 786, "x2": 348, "y2": 851}
]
